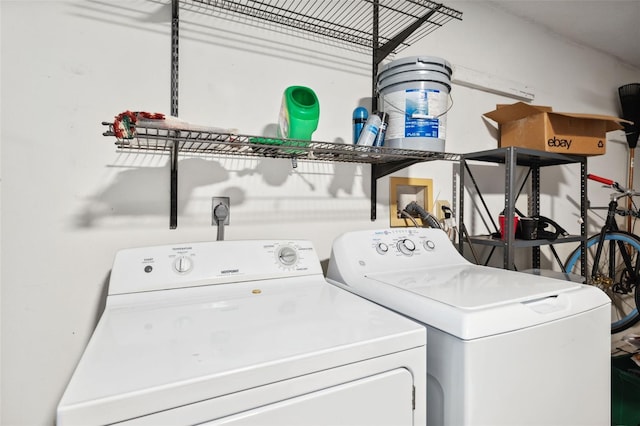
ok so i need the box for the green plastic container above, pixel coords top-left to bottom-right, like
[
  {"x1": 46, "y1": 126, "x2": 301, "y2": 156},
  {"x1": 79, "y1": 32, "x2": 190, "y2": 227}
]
[
  {"x1": 612, "y1": 355, "x2": 640, "y2": 426},
  {"x1": 277, "y1": 86, "x2": 319, "y2": 140}
]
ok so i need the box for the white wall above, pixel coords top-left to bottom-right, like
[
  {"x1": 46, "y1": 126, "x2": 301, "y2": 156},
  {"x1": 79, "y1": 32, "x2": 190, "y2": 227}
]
[{"x1": 1, "y1": 1, "x2": 639, "y2": 424}]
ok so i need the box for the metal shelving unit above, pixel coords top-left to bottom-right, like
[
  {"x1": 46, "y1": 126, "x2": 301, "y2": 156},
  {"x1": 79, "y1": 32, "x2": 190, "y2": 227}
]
[
  {"x1": 105, "y1": 0, "x2": 463, "y2": 228},
  {"x1": 459, "y1": 147, "x2": 587, "y2": 275}
]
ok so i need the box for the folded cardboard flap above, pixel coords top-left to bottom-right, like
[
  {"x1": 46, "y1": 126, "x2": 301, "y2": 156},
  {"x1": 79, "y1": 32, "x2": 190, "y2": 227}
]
[
  {"x1": 550, "y1": 111, "x2": 628, "y2": 132},
  {"x1": 485, "y1": 103, "x2": 553, "y2": 123},
  {"x1": 483, "y1": 102, "x2": 631, "y2": 156}
]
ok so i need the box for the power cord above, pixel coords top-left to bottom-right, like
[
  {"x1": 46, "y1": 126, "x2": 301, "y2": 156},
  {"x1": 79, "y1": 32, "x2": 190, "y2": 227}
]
[
  {"x1": 440, "y1": 204, "x2": 480, "y2": 264},
  {"x1": 440, "y1": 204, "x2": 457, "y2": 240},
  {"x1": 401, "y1": 201, "x2": 441, "y2": 229},
  {"x1": 399, "y1": 209, "x2": 420, "y2": 228}
]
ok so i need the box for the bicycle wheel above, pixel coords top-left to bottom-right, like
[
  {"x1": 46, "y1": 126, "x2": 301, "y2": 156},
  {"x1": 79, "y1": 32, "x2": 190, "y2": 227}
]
[{"x1": 565, "y1": 231, "x2": 640, "y2": 334}]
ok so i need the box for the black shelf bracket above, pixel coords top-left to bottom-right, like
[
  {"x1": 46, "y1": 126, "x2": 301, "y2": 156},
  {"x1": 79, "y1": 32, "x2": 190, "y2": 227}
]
[
  {"x1": 371, "y1": 2, "x2": 443, "y2": 111},
  {"x1": 370, "y1": 159, "x2": 424, "y2": 221}
]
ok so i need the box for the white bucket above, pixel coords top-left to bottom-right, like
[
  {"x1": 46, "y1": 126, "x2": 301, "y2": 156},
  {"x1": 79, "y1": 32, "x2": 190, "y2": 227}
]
[{"x1": 377, "y1": 56, "x2": 452, "y2": 152}]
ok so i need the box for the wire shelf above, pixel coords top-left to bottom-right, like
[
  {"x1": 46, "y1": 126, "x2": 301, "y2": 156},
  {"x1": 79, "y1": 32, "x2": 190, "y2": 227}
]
[
  {"x1": 103, "y1": 122, "x2": 461, "y2": 164},
  {"x1": 182, "y1": 0, "x2": 463, "y2": 54}
]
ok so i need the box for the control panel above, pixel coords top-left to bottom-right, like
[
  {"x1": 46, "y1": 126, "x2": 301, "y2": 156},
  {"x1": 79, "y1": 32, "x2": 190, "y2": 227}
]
[
  {"x1": 108, "y1": 240, "x2": 322, "y2": 296},
  {"x1": 369, "y1": 228, "x2": 440, "y2": 257},
  {"x1": 327, "y1": 228, "x2": 468, "y2": 279}
]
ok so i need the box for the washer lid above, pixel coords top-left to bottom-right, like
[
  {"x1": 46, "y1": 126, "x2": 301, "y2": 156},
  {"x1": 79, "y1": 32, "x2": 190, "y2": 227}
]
[
  {"x1": 57, "y1": 277, "x2": 424, "y2": 425},
  {"x1": 362, "y1": 264, "x2": 609, "y2": 339},
  {"x1": 368, "y1": 264, "x2": 581, "y2": 309}
]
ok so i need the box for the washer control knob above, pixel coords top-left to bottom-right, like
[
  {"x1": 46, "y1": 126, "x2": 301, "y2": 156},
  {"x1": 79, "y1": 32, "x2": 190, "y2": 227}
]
[
  {"x1": 397, "y1": 238, "x2": 416, "y2": 256},
  {"x1": 424, "y1": 240, "x2": 436, "y2": 250},
  {"x1": 173, "y1": 255, "x2": 193, "y2": 273},
  {"x1": 376, "y1": 243, "x2": 389, "y2": 255},
  {"x1": 277, "y1": 246, "x2": 298, "y2": 267}
]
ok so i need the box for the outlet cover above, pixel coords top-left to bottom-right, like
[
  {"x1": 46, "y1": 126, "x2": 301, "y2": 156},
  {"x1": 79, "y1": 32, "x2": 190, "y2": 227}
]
[
  {"x1": 212, "y1": 197, "x2": 230, "y2": 226},
  {"x1": 436, "y1": 200, "x2": 451, "y2": 221}
]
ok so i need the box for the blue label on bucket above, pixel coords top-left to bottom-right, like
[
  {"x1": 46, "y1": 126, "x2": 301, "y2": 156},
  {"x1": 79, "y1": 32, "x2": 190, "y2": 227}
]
[{"x1": 404, "y1": 89, "x2": 440, "y2": 138}]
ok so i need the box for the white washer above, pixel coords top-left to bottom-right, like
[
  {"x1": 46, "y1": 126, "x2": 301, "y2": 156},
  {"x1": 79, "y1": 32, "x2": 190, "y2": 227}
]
[
  {"x1": 57, "y1": 239, "x2": 426, "y2": 425},
  {"x1": 326, "y1": 228, "x2": 611, "y2": 426}
]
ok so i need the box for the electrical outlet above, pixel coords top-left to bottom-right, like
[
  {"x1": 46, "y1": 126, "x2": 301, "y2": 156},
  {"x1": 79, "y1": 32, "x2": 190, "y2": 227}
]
[
  {"x1": 211, "y1": 197, "x2": 230, "y2": 226},
  {"x1": 436, "y1": 200, "x2": 451, "y2": 221}
]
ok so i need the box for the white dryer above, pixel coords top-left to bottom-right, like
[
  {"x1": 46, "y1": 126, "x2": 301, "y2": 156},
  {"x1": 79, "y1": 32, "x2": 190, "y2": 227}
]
[
  {"x1": 57, "y1": 239, "x2": 426, "y2": 425},
  {"x1": 326, "y1": 228, "x2": 611, "y2": 426}
]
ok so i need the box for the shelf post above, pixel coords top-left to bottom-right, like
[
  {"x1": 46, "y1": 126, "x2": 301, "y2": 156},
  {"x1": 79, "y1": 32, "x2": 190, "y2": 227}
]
[
  {"x1": 531, "y1": 165, "x2": 541, "y2": 268},
  {"x1": 371, "y1": 0, "x2": 380, "y2": 112},
  {"x1": 170, "y1": 139, "x2": 179, "y2": 229},
  {"x1": 504, "y1": 147, "x2": 517, "y2": 269},
  {"x1": 581, "y1": 158, "x2": 587, "y2": 277},
  {"x1": 459, "y1": 158, "x2": 466, "y2": 254},
  {"x1": 371, "y1": 169, "x2": 378, "y2": 221},
  {"x1": 170, "y1": 0, "x2": 180, "y2": 229}
]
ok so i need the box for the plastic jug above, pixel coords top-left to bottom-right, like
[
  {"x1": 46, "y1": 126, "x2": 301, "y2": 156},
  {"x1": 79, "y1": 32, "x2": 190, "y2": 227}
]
[{"x1": 278, "y1": 86, "x2": 320, "y2": 140}]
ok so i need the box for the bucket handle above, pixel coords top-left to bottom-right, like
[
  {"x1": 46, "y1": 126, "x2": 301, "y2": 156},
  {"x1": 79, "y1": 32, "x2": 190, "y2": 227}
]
[{"x1": 381, "y1": 93, "x2": 454, "y2": 119}]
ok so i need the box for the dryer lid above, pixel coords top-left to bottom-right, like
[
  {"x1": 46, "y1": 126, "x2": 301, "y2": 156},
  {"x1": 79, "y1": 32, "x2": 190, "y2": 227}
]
[{"x1": 58, "y1": 278, "x2": 425, "y2": 425}]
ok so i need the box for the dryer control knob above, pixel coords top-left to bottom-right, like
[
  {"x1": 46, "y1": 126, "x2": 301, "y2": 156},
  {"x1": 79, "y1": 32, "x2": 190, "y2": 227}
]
[
  {"x1": 397, "y1": 239, "x2": 416, "y2": 256},
  {"x1": 173, "y1": 255, "x2": 193, "y2": 273},
  {"x1": 376, "y1": 243, "x2": 389, "y2": 255},
  {"x1": 277, "y1": 246, "x2": 298, "y2": 267},
  {"x1": 424, "y1": 240, "x2": 436, "y2": 250}
]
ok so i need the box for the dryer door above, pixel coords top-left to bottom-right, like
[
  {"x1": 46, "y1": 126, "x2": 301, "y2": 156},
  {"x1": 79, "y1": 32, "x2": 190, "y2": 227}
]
[
  {"x1": 207, "y1": 368, "x2": 414, "y2": 426},
  {"x1": 115, "y1": 363, "x2": 417, "y2": 425}
]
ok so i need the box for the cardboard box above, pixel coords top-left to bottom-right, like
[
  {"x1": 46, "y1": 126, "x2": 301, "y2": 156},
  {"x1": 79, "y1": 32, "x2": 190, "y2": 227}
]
[{"x1": 484, "y1": 102, "x2": 630, "y2": 156}]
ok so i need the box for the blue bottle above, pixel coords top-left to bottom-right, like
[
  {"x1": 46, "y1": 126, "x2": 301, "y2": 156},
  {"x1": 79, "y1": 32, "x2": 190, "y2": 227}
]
[{"x1": 352, "y1": 107, "x2": 369, "y2": 144}]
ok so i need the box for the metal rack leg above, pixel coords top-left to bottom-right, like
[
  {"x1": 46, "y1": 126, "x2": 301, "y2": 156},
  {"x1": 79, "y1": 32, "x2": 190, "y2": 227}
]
[
  {"x1": 504, "y1": 148, "x2": 517, "y2": 269},
  {"x1": 581, "y1": 159, "x2": 587, "y2": 277},
  {"x1": 531, "y1": 166, "x2": 540, "y2": 269}
]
